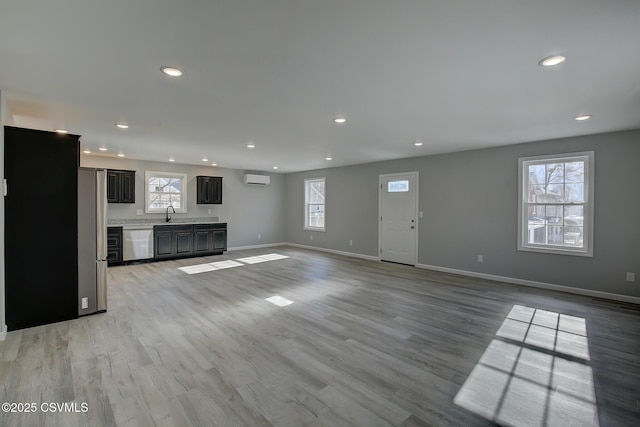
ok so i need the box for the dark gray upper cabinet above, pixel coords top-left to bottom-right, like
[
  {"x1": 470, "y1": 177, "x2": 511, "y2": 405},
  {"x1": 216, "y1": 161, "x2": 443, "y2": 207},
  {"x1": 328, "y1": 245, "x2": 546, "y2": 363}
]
[
  {"x1": 107, "y1": 169, "x2": 135, "y2": 203},
  {"x1": 197, "y1": 176, "x2": 222, "y2": 204}
]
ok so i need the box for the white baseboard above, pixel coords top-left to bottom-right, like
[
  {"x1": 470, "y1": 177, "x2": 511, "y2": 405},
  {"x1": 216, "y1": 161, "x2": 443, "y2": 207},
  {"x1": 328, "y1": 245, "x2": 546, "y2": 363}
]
[
  {"x1": 231, "y1": 243, "x2": 639, "y2": 305},
  {"x1": 0, "y1": 324, "x2": 7, "y2": 341},
  {"x1": 286, "y1": 243, "x2": 380, "y2": 262},
  {"x1": 416, "y1": 263, "x2": 640, "y2": 305},
  {"x1": 227, "y1": 242, "x2": 287, "y2": 251}
]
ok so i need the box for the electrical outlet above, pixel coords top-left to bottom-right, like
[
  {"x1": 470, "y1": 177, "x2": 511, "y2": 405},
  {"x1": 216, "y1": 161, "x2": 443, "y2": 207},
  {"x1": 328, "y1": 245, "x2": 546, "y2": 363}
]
[
  {"x1": 349, "y1": 240, "x2": 353, "y2": 246},
  {"x1": 477, "y1": 255, "x2": 483, "y2": 263},
  {"x1": 627, "y1": 272, "x2": 636, "y2": 282},
  {"x1": 81, "y1": 297, "x2": 88, "y2": 309},
  {"x1": 208, "y1": 209, "x2": 212, "y2": 214},
  {"x1": 258, "y1": 233, "x2": 261, "y2": 239},
  {"x1": 136, "y1": 209, "x2": 143, "y2": 215},
  {"x1": 310, "y1": 235, "x2": 313, "y2": 241},
  {"x1": 419, "y1": 211, "x2": 424, "y2": 218}
]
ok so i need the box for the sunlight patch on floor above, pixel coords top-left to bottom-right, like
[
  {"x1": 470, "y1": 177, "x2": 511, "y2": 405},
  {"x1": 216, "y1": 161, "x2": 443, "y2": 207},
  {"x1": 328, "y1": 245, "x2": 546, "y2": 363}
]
[
  {"x1": 454, "y1": 305, "x2": 598, "y2": 427},
  {"x1": 265, "y1": 295, "x2": 294, "y2": 307},
  {"x1": 178, "y1": 253, "x2": 289, "y2": 275}
]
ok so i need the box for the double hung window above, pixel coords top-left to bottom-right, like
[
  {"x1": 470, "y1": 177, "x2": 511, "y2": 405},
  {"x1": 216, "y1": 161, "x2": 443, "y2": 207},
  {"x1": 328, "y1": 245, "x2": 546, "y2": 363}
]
[
  {"x1": 145, "y1": 171, "x2": 188, "y2": 213},
  {"x1": 518, "y1": 152, "x2": 594, "y2": 256},
  {"x1": 304, "y1": 178, "x2": 325, "y2": 231}
]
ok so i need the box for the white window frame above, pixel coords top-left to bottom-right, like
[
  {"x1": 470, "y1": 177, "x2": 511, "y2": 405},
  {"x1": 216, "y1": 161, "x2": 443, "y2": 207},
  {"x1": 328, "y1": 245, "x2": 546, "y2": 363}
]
[
  {"x1": 145, "y1": 171, "x2": 188, "y2": 213},
  {"x1": 304, "y1": 177, "x2": 326, "y2": 231},
  {"x1": 517, "y1": 151, "x2": 594, "y2": 257}
]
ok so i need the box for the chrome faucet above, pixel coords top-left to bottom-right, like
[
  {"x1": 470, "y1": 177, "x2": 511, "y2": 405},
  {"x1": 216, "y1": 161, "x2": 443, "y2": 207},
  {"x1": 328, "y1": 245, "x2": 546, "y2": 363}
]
[{"x1": 166, "y1": 206, "x2": 176, "y2": 222}]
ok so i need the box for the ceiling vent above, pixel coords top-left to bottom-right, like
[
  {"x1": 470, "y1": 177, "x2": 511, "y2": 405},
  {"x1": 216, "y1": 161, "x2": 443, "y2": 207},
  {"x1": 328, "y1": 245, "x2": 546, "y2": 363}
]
[{"x1": 243, "y1": 173, "x2": 270, "y2": 186}]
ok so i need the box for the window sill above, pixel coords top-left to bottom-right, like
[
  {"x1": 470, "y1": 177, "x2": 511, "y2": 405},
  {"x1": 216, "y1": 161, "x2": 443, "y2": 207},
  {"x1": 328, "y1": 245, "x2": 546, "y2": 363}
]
[
  {"x1": 517, "y1": 245, "x2": 593, "y2": 257},
  {"x1": 304, "y1": 227, "x2": 326, "y2": 232}
]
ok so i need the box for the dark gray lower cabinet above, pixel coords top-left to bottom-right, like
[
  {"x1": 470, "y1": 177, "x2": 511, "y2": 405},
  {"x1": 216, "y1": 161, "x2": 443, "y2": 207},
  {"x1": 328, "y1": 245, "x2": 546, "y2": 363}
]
[
  {"x1": 154, "y1": 223, "x2": 226, "y2": 260},
  {"x1": 213, "y1": 230, "x2": 226, "y2": 251},
  {"x1": 107, "y1": 227, "x2": 123, "y2": 266},
  {"x1": 194, "y1": 228, "x2": 211, "y2": 254},
  {"x1": 194, "y1": 224, "x2": 227, "y2": 254},
  {"x1": 176, "y1": 228, "x2": 194, "y2": 255},
  {"x1": 154, "y1": 228, "x2": 174, "y2": 258}
]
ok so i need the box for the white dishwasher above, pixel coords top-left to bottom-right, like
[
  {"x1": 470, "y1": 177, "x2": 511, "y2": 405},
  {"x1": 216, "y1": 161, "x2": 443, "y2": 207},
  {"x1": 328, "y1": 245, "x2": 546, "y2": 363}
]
[{"x1": 123, "y1": 226, "x2": 154, "y2": 261}]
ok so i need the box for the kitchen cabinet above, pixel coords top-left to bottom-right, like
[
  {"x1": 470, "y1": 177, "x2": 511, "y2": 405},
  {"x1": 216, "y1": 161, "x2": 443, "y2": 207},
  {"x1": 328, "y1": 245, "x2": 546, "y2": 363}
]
[
  {"x1": 107, "y1": 227, "x2": 123, "y2": 266},
  {"x1": 196, "y1": 176, "x2": 222, "y2": 204},
  {"x1": 175, "y1": 227, "x2": 194, "y2": 255},
  {"x1": 107, "y1": 169, "x2": 135, "y2": 203},
  {"x1": 154, "y1": 225, "x2": 194, "y2": 260},
  {"x1": 4, "y1": 126, "x2": 79, "y2": 331},
  {"x1": 194, "y1": 223, "x2": 228, "y2": 255},
  {"x1": 155, "y1": 223, "x2": 227, "y2": 260},
  {"x1": 154, "y1": 227, "x2": 174, "y2": 258}
]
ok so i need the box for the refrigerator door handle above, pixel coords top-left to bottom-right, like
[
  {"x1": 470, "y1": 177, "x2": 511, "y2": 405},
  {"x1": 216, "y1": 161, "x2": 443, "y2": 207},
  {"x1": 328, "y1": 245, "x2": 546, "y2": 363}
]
[
  {"x1": 96, "y1": 260, "x2": 108, "y2": 312},
  {"x1": 96, "y1": 169, "x2": 108, "y2": 261}
]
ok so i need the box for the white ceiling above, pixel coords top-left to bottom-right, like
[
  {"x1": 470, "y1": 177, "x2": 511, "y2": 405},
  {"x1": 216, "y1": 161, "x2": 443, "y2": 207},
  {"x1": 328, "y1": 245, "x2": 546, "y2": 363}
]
[{"x1": 1, "y1": 0, "x2": 639, "y2": 172}]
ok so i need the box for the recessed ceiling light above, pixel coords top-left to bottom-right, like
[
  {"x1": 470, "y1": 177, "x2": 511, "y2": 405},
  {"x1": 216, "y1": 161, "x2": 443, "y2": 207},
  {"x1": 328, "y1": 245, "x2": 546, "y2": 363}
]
[
  {"x1": 247, "y1": 143, "x2": 256, "y2": 149},
  {"x1": 325, "y1": 156, "x2": 333, "y2": 161},
  {"x1": 82, "y1": 149, "x2": 91, "y2": 154},
  {"x1": 161, "y1": 67, "x2": 183, "y2": 77},
  {"x1": 202, "y1": 157, "x2": 209, "y2": 162},
  {"x1": 117, "y1": 153, "x2": 125, "y2": 157},
  {"x1": 333, "y1": 117, "x2": 346, "y2": 124},
  {"x1": 273, "y1": 166, "x2": 279, "y2": 170},
  {"x1": 539, "y1": 55, "x2": 566, "y2": 67},
  {"x1": 169, "y1": 157, "x2": 175, "y2": 162},
  {"x1": 98, "y1": 147, "x2": 108, "y2": 151},
  {"x1": 414, "y1": 140, "x2": 424, "y2": 147},
  {"x1": 116, "y1": 123, "x2": 129, "y2": 129},
  {"x1": 574, "y1": 115, "x2": 592, "y2": 121},
  {"x1": 55, "y1": 129, "x2": 68, "y2": 134}
]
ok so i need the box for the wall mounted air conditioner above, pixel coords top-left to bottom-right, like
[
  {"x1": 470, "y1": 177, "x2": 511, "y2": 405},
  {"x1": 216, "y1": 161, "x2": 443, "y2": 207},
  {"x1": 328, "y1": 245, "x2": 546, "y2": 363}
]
[{"x1": 243, "y1": 173, "x2": 271, "y2": 186}]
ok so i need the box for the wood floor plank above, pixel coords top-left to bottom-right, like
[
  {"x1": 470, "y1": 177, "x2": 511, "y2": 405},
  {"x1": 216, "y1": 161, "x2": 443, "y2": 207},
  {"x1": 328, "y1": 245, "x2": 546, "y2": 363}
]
[{"x1": 0, "y1": 246, "x2": 638, "y2": 426}]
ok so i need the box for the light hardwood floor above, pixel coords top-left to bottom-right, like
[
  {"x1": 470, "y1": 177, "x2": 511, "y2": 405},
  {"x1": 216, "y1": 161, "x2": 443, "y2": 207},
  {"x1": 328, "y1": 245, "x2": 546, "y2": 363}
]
[{"x1": 1, "y1": 247, "x2": 638, "y2": 426}]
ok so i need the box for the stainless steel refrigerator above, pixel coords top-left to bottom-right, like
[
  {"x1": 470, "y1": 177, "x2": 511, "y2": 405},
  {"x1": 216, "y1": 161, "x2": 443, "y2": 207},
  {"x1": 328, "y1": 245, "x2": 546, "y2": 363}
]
[{"x1": 78, "y1": 168, "x2": 108, "y2": 315}]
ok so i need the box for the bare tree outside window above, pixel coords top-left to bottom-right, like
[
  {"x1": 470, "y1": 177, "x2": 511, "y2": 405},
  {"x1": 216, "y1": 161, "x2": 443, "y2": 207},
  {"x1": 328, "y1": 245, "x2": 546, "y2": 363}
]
[
  {"x1": 519, "y1": 152, "x2": 594, "y2": 256},
  {"x1": 145, "y1": 171, "x2": 188, "y2": 213}
]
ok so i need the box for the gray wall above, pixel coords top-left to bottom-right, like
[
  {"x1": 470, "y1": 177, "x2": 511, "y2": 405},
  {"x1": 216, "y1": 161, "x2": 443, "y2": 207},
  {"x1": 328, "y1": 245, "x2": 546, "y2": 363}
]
[
  {"x1": 285, "y1": 129, "x2": 640, "y2": 298},
  {"x1": 81, "y1": 156, "x2": 286, "y2": 248}
]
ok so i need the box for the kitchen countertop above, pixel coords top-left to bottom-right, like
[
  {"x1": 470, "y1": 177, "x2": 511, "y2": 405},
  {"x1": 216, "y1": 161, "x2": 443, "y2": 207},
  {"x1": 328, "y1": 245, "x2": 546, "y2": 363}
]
[{"x1": 108, "y1": 217, "x2": 225, "y2": 230}]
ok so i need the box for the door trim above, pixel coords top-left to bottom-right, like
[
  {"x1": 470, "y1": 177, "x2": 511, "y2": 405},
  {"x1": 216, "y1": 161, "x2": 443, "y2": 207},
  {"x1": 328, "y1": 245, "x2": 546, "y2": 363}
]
[{"x1": 378, "y1": 171, "x2": 419, "y2": 265}]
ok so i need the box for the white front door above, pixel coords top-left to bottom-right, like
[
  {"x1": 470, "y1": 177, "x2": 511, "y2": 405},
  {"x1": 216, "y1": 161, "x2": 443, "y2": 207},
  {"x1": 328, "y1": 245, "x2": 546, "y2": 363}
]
[{"x1": 379, "y1": 172, "x2": 418, "y2": 265}]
